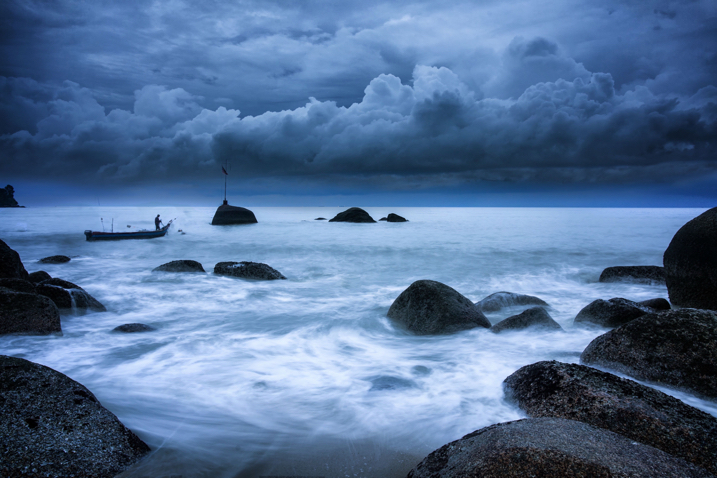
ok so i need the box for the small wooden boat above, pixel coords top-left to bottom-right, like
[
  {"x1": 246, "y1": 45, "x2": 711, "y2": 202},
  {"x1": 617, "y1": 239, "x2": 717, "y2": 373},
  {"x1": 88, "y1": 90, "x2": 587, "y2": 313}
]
[{"x1": 84, "y1": 221, "x2": 172, "y2": 241}]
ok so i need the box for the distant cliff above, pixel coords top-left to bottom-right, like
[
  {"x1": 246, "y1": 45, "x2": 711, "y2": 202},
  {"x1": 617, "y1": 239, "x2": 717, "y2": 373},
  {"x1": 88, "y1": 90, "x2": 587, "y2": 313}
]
[{"x1": 0, "y1": 185, "x2": 22, "y2": 207}]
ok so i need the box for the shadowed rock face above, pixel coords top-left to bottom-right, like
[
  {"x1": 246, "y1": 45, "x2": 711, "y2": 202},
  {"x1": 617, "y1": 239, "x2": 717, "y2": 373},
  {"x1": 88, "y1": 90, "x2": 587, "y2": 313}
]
[
  {"x1": 387, "y1": 280, "x2": 490, "y2": 334},
  {"x1": 0, "y1": 279, "x2": 36, "y2": 294},
  {"x1": 490, "y1": 307, "x2": 562, "y2": 333},
  {"x1": 503, "y1": 360, "x2": 717, "y2": 474},
  {"x1": 599, "y1": 265, "x2": 665, "y2": 284},
  {"x1": 581, "y1": 309, "x2": 717, "y2": 399},
  {"x1": 0, "y1": 355, "x2": 150, "y2": 478},
  {"x1": 574, "y1": 297, "x2": 656, "y2": 328},
  {"x1": 476, "y1": 291, "x2": 549, "y2": 312},
  {"x1": 27, "y1": 270, "x2": 52, "y2": 283},
  {"x1": 328, "y1": 207, "x2": 376, "y2": 223},
  {"x1": 638, "y1": 298, "x2": 671, "y2": 310},
  {"x1": 407, "y1": 417, "x2": 713, "y2": 478},
  {"x1": 38, "y1": 255, "x2": 71, "y2": 264},
  {"x1": 664, "y1": 207, "x2": 717, "y2": 310},
  {"x1": 153, "y1": 260, "x2": 205, "y2": 273},
  {"x1": 0, "y1": 185, "x2": 20, "y2": 207},
  {"x1": 214, "y1": 261, "x2": 286, "y2": 280},
  {"x1": 0, "y1": 288, "x2": 61, "y2": 335},
  {"x1": 0, "y1": 239, "x2": 28, "y2": 280},
  {"x1": 211, "y1": 204, "x2": 258, "y2": 225},
  {"x1": 36, "y1": 278, "x2": 106, "y2": 313}
]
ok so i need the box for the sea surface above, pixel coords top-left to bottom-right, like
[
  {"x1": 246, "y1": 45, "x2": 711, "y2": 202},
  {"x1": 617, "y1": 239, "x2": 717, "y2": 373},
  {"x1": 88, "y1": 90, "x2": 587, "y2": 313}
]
[{"x1": 1, "y1": 206, "x2": 716, "y2": 478}]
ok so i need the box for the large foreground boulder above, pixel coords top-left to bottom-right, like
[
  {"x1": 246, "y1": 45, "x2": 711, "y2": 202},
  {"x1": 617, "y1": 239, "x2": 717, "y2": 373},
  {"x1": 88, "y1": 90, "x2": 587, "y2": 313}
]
[
  {"x1": 211, "y1": 202, "x2": 258, "y2": 225},
  {"x1": 581, "y1": 309, "x2": 717, "y2": 399},
  {"x1": 387, "y1": 280, "x2": 490, "y2": 334},
  {"x1": 0, "y1": 355, "x2": 150, "y2": 477},
  {"x1": 0, "y1": 239, "x2": 28, "y2": 280},
  {"x1": 407, "y1": 417, "x2": 712, "y2": 478},
  {"x1": 573, "y1": 297, "x2": 656, "y2": 328},
  {"x1": 0, "y1": 288, "x2": 61, "y2": 335},
  {"x1": 599, "y1": 265, "x2": 665, "y2": 283},
  {"x1": 328, "y1": 207, "x2": 376, "y2": 223},
  {"x1": 214, "y1": 261, "x2": 286, "y2": 280},
  {"x1": 663, "y1": 207, "x2": 717, "y2": 309},
  {"x1": 490, "y1": 307, "x2": 562, "y2": 333},
  {"x1": 503, "y1": 361, "x2": 717, "y2": 474},
  {"x1": 153, "y1": 259, "x2": 205, "y2": 273},
  {"x1": 36, "y1": 278, "x2": 106, "y2": 313},
  {"x1": 476, "y1": 291, "x2": 548, "y2": 312}
]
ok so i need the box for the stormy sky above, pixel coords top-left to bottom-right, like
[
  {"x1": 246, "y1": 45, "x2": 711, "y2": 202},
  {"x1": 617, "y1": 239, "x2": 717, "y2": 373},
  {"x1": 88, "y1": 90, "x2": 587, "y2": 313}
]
[{"x1": 1, "y1": 0, "x2": 716, "y2": 206}]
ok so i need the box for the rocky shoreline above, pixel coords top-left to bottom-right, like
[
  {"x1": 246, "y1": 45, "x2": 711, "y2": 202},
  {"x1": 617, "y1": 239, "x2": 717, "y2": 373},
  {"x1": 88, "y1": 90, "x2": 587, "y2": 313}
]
[{"x1": 1, "y1": 207, "x2": 716, "y2": 476}]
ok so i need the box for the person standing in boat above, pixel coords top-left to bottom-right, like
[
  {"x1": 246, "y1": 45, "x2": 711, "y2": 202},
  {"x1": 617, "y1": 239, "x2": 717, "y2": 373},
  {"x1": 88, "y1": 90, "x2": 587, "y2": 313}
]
[{"x1": 155, "y1": 214, "x2": 163, "y2": 230}]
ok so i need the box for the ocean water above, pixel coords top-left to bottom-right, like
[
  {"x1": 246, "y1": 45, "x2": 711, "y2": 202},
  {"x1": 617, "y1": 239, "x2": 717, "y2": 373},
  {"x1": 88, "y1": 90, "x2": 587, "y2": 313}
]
[{"x1": 1, "y1": 206, "x2": 715, "y2": 478}]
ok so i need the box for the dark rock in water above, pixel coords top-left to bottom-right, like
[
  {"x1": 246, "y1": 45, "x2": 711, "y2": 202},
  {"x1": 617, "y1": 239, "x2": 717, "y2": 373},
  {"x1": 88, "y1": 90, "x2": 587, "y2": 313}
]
[
  {"x1": 37, "y1": 279, "x2": 107, "y2": 313},
  {"x1": 211, "y1": 202, "x2": 258, "y2": 225},
  {"x1": 41, "y1": 277, "x2": 83, "y2": 290},
  {"x1": 315, "y1": 217, "x2": 326, "y2": 220},
  {"x1": 368, "y1": 375, "x2": 416, "y2": 391},
  {"x1": 27, "y1": 270, "x2": 51, "y2": 283},
  {"x1": 407, "y1": 417, "x2": 712, "y2": 478},
  {"x1": 214, "y1": 261, "x2": 286, "y2": 280},
  {"x1": 328, "y1": 207, "x2": 376, "y2": 223},
  {"x1": 599, "y1": 265, "x2": 665, "y2": 284},
  {"x1": 0, "y1": 355, "x2": 150, "y2": 477},
  {"x1": 0, "y1": 278, "x2": 36, "y2": 294},
  {"x1": 476, "y1": 291, "x2": 549, "y2": 312},
  {"x1": 0, "y1": 239, "x2": 28, "y2": 280},
  {"x1": 387, "y1": 280, "x2": 490, "y2": 334},
  {"x1": 379, "y1": 217, "x2": 387, "y2": 221},
  {"x1": 574, "y1": 297, "x2": 654, "y2": 328},
  {"x1": 386, "y1": 213, "x2": 407, "y2": 222},
  {"x1": 153, "y1": 260, "x2": 205, "y2": 273},
  {"x1": 0, "y1": 184, "x2": 21, "y2": 207},
  {"x1": 581, "y1": 308, "x2": 717, "y2": 399},
  {"x1": 503, "y1": 360, "x2": 717, "y2": 474},
  {"x1": 113, "y1": 323, "x2": 156, "y2": 333},
  {"x1": 664, "y1": 207, "x2": 717, "y2": 310},
  {"x1": 639, "y1": 297, "x2": 671, "y2": 310},
  {"x1": 490, "y1": 307, "x2": 562, "y2": 333},
  {"x1": 38, "y1": 255, "x2": 71, "y2": 264},
  {"x1": 0, "y1": 288, "x2": 61, "y2": 335}
]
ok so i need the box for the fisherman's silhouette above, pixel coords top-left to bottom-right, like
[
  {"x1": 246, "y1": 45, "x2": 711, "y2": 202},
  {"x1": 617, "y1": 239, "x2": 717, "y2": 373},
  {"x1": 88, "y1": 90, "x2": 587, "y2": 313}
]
[{"x1": 155, "y1": 214, "x2": 163, "y2": 230}]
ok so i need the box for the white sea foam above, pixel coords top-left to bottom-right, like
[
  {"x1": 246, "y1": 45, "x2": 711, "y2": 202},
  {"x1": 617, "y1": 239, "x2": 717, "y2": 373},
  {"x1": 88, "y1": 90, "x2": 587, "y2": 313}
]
[{"x1": 0, "y1": 206, "x2": 711, "y2": 477}]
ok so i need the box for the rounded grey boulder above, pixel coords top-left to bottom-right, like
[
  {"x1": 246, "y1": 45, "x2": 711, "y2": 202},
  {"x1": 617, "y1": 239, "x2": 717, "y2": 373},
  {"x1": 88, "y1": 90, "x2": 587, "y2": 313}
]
[
  {"x1": 490, "y1": 307, "x2": 562, "y2": 333},
  {"x1": 599, "y1": 265, "x2": 665, "y2": 284},
  {"x1": 386, "y1": 213, "x2": 408, "y2": 222},
  {"x1": 153, "y1": 260, "x2": 205, "y2": 273},
  {"x1": 387, "y1": 280, "x2": 490, "y2": 334},
  {"x1": 574, "y1": 297, "x2": 655, "y2": 328},
  {"x1": 38, "y1": 255, "x2": 71, "y2": 264},
  {"x1": 476, "y1": 291, "x2": 549, "y2": 312},
  {"x1": 214, "y1": 261, "x2": 287, "y2": 280},
  {"x1": 328, "y1": 207, "x2": 376, "y2": 223},
  {"x1": 211, "y1": 203, "x2": 258, "y2": 225}
]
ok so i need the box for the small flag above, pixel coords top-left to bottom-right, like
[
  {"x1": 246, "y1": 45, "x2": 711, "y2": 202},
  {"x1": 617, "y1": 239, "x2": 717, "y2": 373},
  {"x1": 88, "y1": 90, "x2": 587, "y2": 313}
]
[{"x1": 221, "y1": 166, "x2": 228, "y2": 175}]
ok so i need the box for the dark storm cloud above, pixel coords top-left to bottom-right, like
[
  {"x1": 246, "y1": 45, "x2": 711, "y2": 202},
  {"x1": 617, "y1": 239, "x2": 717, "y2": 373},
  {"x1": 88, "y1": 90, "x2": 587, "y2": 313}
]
[{"x1": 1, "y1": 0, "x2": 716, "y2": 200}]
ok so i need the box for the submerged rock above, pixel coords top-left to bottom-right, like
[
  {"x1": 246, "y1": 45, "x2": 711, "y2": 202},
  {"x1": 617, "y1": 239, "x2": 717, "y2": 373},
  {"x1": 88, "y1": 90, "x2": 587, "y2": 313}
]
[
  {"x1": 476, "y1": 291, "x2": 549, "y2": 312},
  {"x1": 113, "y1": 323, "x2": 156, "y2": 333},
  {"x1": 0, "y1": 355, "x2": 150, "y2": 477},
  {"x1": 407, "y1": 417, "x2": 712, "y2": 478},
  {"x1": 315, "y1": 217, "x2": 326, "y2": 221},
  {"x1": 581, "y1": 308, "x2": 717, "y2": 399},
  {"x1": 573, "y1": 297, "x2": 656, "y2": 328},
  {"x1": 27, "y1": 270, "x2": 51, "y2": 283},
  {"x1": 0, "y1": 288, "x2": 61, "y2": 335},
  {"x1": 387, "y1": 280, "x2": 490, "y2": 334},
  {"x1": 214, "y1": 261, "x2": 287, "y2": 280},
  {"x1": 368, "y1": 375, "x2": 416, "y2": 391},
  {"x1": 503, "y1": 360, "x2": 717, "y2": 474},
  {"x1": 599, "y1": 265, "x2": 665, "y2": 284},
  {"x1": 153, "y1": 260, "x2": 205, "y2": 273},
  {"x1": 0, "y1": 239, "x2": 28, "y2": 280},
  {"x1": 328, "y1": 207, "x2": 376, "y2": 223},
  {"x1": 38, "y1": 255, "x2": 71, "y2": 264},
  {"x1": 211, "y1": 202, "x2": 258, "y2": 225},
  {"x1": 386, "y1": 213, "x2": 408, "y2": 222},
  {"x1": 490, "y1": 307, "x2": 562, "y2": 333},
  {"x1": 663, "y1": 207, "x2": 717, "y2": 310}
]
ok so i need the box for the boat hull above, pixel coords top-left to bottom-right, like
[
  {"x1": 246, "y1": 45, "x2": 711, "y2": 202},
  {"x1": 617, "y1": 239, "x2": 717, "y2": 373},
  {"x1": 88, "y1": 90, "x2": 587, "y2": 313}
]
[{"x1": 84, "y1": 224, "x2": 171, "y2": 241}]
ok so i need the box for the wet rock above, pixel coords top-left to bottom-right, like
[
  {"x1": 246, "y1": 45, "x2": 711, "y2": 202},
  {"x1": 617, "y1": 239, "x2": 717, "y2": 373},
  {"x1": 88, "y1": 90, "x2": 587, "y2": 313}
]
[
  {"x1": 599, "y1": 265, "x2": 665, "y2": 284},
  {"x1": 503, "y1": 360, "x2": 717, "y2": 474},
  {"x1": 476, "y1": 291, "x2": 549, "y2": 312},
  {"x1": 639, "y1": 297, "x2": 671, "y2": 310},
  {"x1": 36, "y1": 279, "x2": 106, "y2": 313},
  {"x1": 663, "y1": 207, "x2": 717, "y2": 310},
  {"x1": 27, "y1": 270, "x2": 52, "y2": 283},
  {"x1": 379, "y1": 217, "x2": 387, "y2": 221},
  {"x1": 38, "y1": 255, "x2": 71, "y2": 264},
  {"x1": 386, "y1": 213, "x2": 408, "y2": 222},
  {"x1": 0, "y1": 355, "x2": 150, "y2": 477},
  {"x1": 0, "y1": 288, "x2": 61, "y2": 335},
  {"x1": 387, "y1": 280, "x2": 490, "y2": 334},
  {"x1": 315, "y1": 217, "x2": 326, "y2": 220},
  {"x1": 581, "y1": 308, "x2": 717, "y2": 399},
  {"x1": 328, "y1": 207, "x2": 376, "y2": 223},
  {"x1": 214, "y1": 261, "x2": 286, "y2": 280},
  {"x1": 0, "y1": 238, "x2": 28, "y2": 280},
  {"x1": 368, "y1": 376, "x2": 416, "y2": 391},
  {"x1": 407, "y1": 417, "x2": 712, "y2": 478},
  {"x1": 0, "y1": 278, "x2": 36, "y2": 294},
  {"x1": 490, "y1": 307, "x2": 562, "y2": 333},
  {"x1": 153, "y1": 260, "x2": 205, "y2": 273},
  {"x1": 113, "y1": 323, "x2": 156, "y2": 333},
  {"x1": 41, "y1": 277, "x2": 83, "y2": 289},
  {"x1": 573, "y1": 297, "x2": 655, "y2": 328},
  {"x1": 211, "y1": 203, "x2": 258, "y2": 225}
]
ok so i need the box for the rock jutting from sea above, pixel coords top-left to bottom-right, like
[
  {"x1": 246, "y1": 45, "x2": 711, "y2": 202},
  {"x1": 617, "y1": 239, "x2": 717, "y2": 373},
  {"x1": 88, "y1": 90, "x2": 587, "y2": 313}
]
[
  {"x1": 328, "y1": 207, "x2": 376, "y2": 223},
  {"x1": 0, "y1": 184, "x2": 22, "y2": 208},
  {"x1": 214, "y1": 261, "x2": 287, "y2": 280},
  {"x1": 153, "y1": 259, "x2": 206, "y2": 273},
  {"x1": 211, "y1": 201, "x2": 258, "y2": 225}
]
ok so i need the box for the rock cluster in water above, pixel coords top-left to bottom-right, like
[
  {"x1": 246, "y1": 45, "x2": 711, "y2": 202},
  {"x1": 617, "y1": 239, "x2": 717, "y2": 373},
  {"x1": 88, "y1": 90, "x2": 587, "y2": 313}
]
[
  {"x1": 0, "y1": 184, "x2": 21, "y2": 207},
  {"x1": 211, "y1": 202, "x2": 258, "y2": 225}
]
